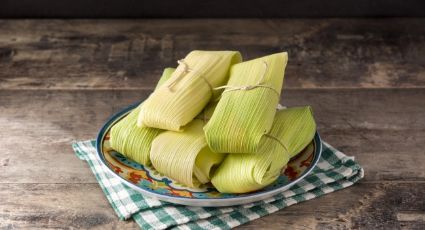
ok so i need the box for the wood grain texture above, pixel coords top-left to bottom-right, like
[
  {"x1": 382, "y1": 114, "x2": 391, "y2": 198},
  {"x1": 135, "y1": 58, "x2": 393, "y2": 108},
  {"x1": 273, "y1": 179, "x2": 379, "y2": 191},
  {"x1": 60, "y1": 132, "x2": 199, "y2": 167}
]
[
  {"x1": 1, "y1": 183, "x2": 423, "y2": 229},
  {"x1": 0, "y1": 89, "x2": 424, "y2": 184},
  {"x1": 1, "y1": 19, "x2": 425, "y2": 89},
  {"x1": 0, "y1": 183, "x2": 140, "y2": 229},
  {"x1": 1, "y1": 19, "x2": 424, "y2": 229}
]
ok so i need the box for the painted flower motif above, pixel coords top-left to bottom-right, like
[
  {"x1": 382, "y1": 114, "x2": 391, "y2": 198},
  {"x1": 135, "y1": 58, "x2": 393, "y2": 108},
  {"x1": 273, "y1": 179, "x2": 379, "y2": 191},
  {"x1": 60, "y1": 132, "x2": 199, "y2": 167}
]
[
  {"x1": 148, "y1": 180, "x2": 169, "y2": 190},
  {"x1": 300, "y1": 153, "x2": 313, "y2": 167},
  {"x1": 138, "y1": 170, "x2": 150, "y2": 180},
  {"x1": 110, "y1": 165, "x2": 123, "y2": 174},
  {"x1": 169, "y1": 189, "x2": 193, "y2": 198},
  {"x1": 128, "y1": 171, "x2": 143, "y2": 184},
  {"x1": 284, "y1": 166, "x2": 298, "y2": 181}
]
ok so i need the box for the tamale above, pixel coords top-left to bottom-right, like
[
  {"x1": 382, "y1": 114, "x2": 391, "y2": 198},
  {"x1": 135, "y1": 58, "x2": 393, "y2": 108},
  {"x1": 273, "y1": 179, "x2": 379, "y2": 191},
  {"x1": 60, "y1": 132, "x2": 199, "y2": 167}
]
[
  {"x1": 109, "y1": 68, "x2": 175, "y2": 165},
  {"x1": 204, "y1": 52, "x2": 288, "y2": 153},
  {"x1": 211, "y1": 106, "x2": 316, "y2": 193},
  {"x1": 138, "y1": 50, "x2": 242, "y2": 131},
  {"x1": 150, "y1": 119, "x2": 225, "y2": 188}
]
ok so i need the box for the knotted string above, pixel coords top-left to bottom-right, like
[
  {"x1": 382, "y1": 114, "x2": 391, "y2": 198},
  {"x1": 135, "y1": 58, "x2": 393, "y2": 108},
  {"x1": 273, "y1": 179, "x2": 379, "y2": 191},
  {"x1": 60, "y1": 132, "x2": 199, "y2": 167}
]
[
  {"x1": 167, "y1": 59, "x2": 214, "y2": 94},
  {"x1": 166, "y1": 59, "x2": 190, "y2": 91},
  {"x1": 264, "y1": 104, "x2": 289, "y2": 152},
  {"x1": 264, "y1": 133, "x2": 289, "y2": 152},
  {"x1": 210, "y1": 106, "x2": 316, "y2": 193},
  {"x1": 214, "y1": 61, "x2": 280, "y2": 97}
]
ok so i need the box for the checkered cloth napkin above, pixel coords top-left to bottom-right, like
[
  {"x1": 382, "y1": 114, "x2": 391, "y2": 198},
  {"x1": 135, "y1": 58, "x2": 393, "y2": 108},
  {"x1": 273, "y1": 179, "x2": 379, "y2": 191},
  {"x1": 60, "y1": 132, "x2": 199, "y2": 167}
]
[{"x1": 72, "y1": 140, "x2": 363, "y2": 229}]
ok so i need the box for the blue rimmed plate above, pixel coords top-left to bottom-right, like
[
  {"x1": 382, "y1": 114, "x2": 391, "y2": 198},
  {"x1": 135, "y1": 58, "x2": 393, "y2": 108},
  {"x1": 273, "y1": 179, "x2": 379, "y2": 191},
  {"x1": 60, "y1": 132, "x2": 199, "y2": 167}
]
[{"x1": 96, "y1": 103, "x2": 322, "y2": 207}]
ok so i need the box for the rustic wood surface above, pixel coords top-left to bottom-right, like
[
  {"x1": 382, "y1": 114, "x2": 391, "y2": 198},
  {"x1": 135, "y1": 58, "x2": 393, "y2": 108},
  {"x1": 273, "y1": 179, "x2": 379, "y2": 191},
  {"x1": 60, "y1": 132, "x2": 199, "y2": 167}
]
[{"x1": 0, "y1": 19, "x2": 424, "y2": 229}]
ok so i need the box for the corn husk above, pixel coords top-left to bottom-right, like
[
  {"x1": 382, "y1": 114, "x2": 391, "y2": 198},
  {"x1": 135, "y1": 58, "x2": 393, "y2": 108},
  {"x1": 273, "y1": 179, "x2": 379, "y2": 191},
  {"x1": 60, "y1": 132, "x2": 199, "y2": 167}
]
[
  {"x1": 204, "y1": 52, "x2": 288, "y2": 154},
  {"x1": 156, "y1": 68, "x2": 176, "y2": 90},
  {"x1": 109, "y1": 68, "x2": 175, "y2": 165},
  {"x1": 150, "y1": 118, "x2": 225, "y2": 188},
  {"x1": 211, "y1": 106, "x2": 316, "y2": 193},
  {"x1": 138, "y1": 50, "x2": 242, "y2": 131}
]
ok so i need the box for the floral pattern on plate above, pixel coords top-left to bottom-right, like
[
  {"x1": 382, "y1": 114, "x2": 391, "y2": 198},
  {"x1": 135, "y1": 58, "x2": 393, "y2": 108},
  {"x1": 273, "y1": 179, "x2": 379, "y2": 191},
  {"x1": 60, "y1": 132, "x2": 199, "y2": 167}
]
[
  {"x1": 96, "y1": 103, "x2": 322, "y2": 205},
  {"x1": 101, "y1": 131, "x2": 316, "y2": 199}
]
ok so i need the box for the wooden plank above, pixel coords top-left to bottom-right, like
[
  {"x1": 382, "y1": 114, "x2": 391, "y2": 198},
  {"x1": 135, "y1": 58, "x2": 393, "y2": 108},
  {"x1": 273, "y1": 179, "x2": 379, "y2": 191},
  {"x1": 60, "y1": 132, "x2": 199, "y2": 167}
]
[
  {"x1": 1, "y1": 19, "x2": 425, "y2": 89},
  {"x1": 243, "y1": 183, "x2": 425, "y2": 229},
  {"x1": 0, "y1": 183, "x2": 423, "y2": 229},
  {"x1": 0, "y1": 89, "x2": 424, "y2": 183},
  {"x1": 2, "y1": 129, "x2": 423, "y2": 184},
  {"x1": 0, "y1": 183, "x2": 139, "y2": 229}
]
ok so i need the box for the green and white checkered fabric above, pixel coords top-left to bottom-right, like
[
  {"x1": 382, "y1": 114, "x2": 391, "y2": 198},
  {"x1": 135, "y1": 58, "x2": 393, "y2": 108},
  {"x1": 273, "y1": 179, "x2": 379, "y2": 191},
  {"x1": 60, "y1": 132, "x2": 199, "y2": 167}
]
[{"x1": 72, "y1": 140, "x2": 363, "y2": 229}]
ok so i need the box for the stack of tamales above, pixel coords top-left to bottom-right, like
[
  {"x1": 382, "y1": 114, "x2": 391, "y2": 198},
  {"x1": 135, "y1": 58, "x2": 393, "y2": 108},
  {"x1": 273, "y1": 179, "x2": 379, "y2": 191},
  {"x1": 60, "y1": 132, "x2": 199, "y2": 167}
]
[{"x1": 109, "y1": 50, "x2": 317, "y2": 193}]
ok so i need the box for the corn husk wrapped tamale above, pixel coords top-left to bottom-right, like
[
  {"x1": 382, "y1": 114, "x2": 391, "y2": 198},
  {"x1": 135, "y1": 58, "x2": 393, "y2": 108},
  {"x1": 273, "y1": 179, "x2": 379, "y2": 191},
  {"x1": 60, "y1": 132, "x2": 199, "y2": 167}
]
[
  {"x1": 138, "y1": 50, "x2": 242, "y2": 131},
  {"x1": 109, "y1": 68, "x2": 175, "y2": 165},
  {"x1": 150, "y1": 103, "x2": 224, "y2": 188},
  {"x1": 156, "y1": 68, "x2": 176, "y2": 90},
  {"x1": 211, "y1": 106, "x2": 316, "y2": 193},
  {"x1": 204, "y1": 52, "x2": 288, "y2": 154}
]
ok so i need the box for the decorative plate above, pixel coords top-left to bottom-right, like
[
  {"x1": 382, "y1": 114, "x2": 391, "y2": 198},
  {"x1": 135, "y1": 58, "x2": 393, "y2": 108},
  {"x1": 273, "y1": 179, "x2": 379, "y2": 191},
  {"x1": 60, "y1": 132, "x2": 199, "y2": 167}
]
[{"x1": 96, "y1": 102, "x2": 322, "y2": 207}]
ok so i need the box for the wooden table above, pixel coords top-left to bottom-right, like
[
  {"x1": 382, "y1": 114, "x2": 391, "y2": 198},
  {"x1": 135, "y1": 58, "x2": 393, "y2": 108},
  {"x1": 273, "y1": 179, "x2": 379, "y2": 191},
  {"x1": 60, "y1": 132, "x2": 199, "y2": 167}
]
[{"x1": 1, "y1": 19, "x2": 424, "y2": 229}]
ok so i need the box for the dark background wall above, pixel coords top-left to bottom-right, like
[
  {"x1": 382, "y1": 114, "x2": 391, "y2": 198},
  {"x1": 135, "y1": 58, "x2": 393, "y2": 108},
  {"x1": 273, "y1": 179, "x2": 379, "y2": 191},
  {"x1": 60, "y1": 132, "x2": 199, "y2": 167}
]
[{"x1": 1, "y1": 0, "x2": 425, "y2": 18}]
